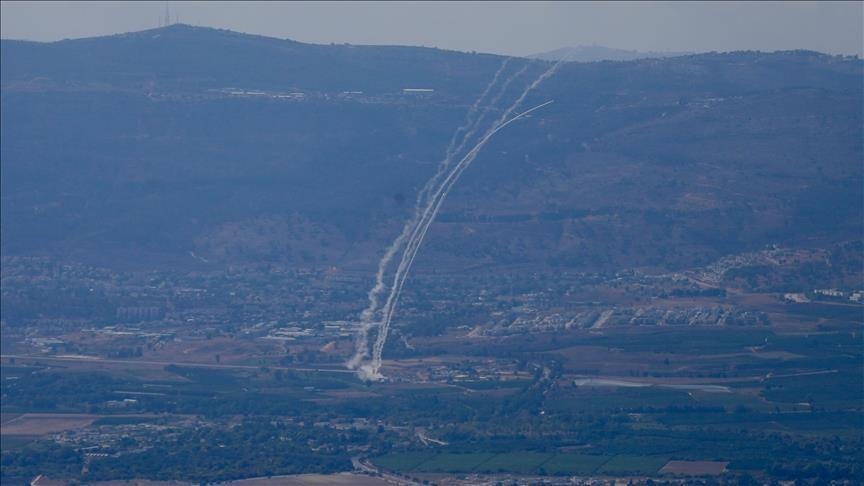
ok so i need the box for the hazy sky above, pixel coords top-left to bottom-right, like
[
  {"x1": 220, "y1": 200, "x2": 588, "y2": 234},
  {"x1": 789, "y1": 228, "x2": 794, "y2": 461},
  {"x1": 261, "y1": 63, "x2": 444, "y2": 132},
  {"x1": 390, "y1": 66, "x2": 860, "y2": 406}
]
[{"x1": 1, "y1": 1, "x2": 862, "y2": 56}]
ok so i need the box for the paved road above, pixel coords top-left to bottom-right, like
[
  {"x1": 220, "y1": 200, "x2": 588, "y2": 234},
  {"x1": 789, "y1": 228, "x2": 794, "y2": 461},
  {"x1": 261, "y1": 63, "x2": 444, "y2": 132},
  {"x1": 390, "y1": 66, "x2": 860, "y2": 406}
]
[
  {"x1": 0, "y1": 354, "x2": 356, "y2": 374},
  {"x1": 352, "y1": 457, "x2": 423, "y2": 486}
]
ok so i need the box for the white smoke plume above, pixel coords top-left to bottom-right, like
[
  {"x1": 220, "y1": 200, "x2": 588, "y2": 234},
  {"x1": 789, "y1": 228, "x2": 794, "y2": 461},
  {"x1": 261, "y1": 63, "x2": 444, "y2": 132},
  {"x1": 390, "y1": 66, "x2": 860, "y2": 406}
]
[
  {"x1": 347, "y1": 57, "x2": 512, "y2": 370},
  {"x1": 363, "y1": 100, "x2": 555, "y2": 380},
  {"x1": 356, "y1": 57, "x2": 567, "y2": 380},
  {"x1": 444, "y1": 58, "x2": 512, "y2": 161},
  {"x1": 444, "y1": 61, "x2": 528, "y2": 168}
]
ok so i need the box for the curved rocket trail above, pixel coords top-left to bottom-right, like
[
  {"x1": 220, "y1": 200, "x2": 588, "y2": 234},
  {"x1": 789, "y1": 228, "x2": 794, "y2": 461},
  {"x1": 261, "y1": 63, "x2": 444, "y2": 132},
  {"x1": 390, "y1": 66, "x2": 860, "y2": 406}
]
[
  {"x1": 444, "y1": 58, "x2": 513, "y2": 161},
  {"x1": 347, "y1": 58, "x2": 512, "y2": 370},
  {"x1": 354, "y1": 57, "x2": 568, "y2": 380},
  {"x1": 362, "y1": 100, "x2": 554, "y2": 380},
  {"x1": 363, "y1": 59, "x2": 568, "y2": 380},
  {"x1": 444, "y1": 62, "x2": 529, "y2": 172}
]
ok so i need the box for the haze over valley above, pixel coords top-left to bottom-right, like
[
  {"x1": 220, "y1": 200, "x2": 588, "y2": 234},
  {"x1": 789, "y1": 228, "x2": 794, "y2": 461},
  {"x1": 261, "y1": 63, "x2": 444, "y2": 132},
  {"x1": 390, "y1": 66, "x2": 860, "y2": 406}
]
[{"x1": 1, "y1": 20, "x2": 862, "y2": 485}]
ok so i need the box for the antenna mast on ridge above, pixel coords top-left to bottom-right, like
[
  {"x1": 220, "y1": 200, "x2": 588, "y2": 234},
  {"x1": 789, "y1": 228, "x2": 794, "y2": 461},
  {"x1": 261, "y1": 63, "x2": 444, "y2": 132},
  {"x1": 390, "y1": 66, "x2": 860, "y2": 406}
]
[{"x1": 163, "y1": 2, "x2": 171, "y2": 27}]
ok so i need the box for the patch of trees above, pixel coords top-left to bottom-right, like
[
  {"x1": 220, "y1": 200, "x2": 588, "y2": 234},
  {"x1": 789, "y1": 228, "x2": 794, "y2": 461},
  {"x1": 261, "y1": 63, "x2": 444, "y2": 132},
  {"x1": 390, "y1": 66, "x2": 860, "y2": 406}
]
[
  {"x1": 85, "y1": 420, "x2": 353, "y2": 482},
  {"x1": 1, "y1": 441, "x2": 84, "y2": 483}
]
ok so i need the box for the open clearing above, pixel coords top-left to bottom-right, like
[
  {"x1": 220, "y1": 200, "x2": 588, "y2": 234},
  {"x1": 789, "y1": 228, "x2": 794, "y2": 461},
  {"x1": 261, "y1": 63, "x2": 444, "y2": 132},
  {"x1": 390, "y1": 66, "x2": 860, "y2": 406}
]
[
  {"x1": 1, "y1": 413, "x2": 97, "y2": 436},
  {"x1": 89, "y1": 481, "x2": 191, "y2": 486},
  {"x1": 373, "y1": 452, "x2": 670, "y2": 476},
  {"x1": 660, "y1": 460, "x2": 729, "y2": 475},
  {"x1": 0, "y1": 435, "x2": 37, "y2": 451},
  {"x1": 226, "y1": 473, "x2": 389, "y2": 485},
  {"x1": 0, "y1": 412, "x2": 24, "y2": 425},
  {"x1": 597, "y1": 455, "x2": 668, "y2": 475},
  {"x1": 88, "y1": 473, "x2": 390, "y2": 486}
]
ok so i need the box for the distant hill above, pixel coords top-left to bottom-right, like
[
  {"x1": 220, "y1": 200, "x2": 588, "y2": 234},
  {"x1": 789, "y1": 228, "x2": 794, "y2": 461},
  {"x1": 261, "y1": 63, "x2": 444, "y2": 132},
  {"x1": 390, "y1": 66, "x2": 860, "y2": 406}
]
[
  {"x1": 0, "y1": 24, "x2": 509, "y2": 96},
  {"x1": 2, "y1": 25, "x2": 862, "y2": 275},
  {"x1": 530, "y1": 45, "x2": 691, "y2": 62}
]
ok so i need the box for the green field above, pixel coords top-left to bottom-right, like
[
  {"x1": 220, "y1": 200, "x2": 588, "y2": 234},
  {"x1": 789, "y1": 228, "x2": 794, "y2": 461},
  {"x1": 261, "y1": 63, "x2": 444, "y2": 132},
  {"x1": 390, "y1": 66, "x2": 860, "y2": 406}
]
[
  {"x1": 762, "y1": 369, "x2": 863, "y2": 408},
  {"x1": 0, "y1": 435, "x2": 37, "y2": 452},
  {"x1": 414, "y1": 453, "x2": 496, "y2": 472},
  {"x1": 584, "y1": 329, "x2": 773, "y2": 355},
  {"x1": 475, "y1": 452, "x2": 551, "y2": 474},
  {"x1": 92, "y1": 416, "x2": 162, "y2": 426},
  {"x1": 373, "y1": 452, "x2": 670, "y2": 476},
  {"x1": 545, "y1": 386, "x2": 696, "y2": 413},
  {"x1": 596, "y1": 455, "x2": 669, "y2": 475},
  {"x1": 371, "y1": 452, "x2": 435, "y2": 471},
  {"x1": 459, "y1": 380, "x2": 532, "y2": 390},
  {"x1": 542, "y1": 454, "x2": 611, "y2": 475}
]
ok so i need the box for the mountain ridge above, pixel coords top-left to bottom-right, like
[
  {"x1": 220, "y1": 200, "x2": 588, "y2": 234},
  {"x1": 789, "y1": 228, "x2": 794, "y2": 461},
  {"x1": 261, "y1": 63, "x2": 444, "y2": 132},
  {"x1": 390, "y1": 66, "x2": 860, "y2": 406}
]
[
  {"x1": 530, "y1": 44, "x2": 692, "y2": 62},
  {"x1": 1, "y1": 25, "x2": 861, "y2": 278}
]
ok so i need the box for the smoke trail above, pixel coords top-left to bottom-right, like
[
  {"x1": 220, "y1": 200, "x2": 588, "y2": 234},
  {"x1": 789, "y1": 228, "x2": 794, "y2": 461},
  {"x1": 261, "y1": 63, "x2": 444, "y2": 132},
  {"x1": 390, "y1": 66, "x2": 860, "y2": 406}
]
[
  {"x1": 361, "y1": 100, "x2": 555, "y2": 380},
  {"x1": 347, "y1": 57, "x2": 512, "y2": 370},
  {"x1": 446, "y1": 63, "x2": 529, "y2": 167},
  {"x1": 371, "y1": 63, "x2": 532, "y2": 328},
  {"x1": 364, "y1": 59, "x2": 568, "y2": 380},
  {"x1": 409, "y1": 58, "x2": 517, "y2": 237},
  {"x1": 444, "y1": 58, "x2": 512, "y2": 161},
  {"x1": 411, "y1": 61, "x2": 528, "y2": 235}
]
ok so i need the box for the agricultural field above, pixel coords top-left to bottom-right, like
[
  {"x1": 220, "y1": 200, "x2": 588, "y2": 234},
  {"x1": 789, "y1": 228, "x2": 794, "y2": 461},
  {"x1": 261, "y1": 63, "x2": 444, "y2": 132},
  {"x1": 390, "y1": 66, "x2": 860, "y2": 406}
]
[
  {"x1": 372, "y1": 452, "x2": 673, "y2": 476},
  {"x1": 0, "y1": 435, "x2": 36, "y2": 452},
  {"x1": 596, "y1": 455, "x2": 669, "y2": 475},
  {"x1": 224, "y1": 473, "x2": 390, "y2": 485},
  {"x1": 660, "y1": 460, "x2": 729, "y2": 476},
  {"x1": 542, "y1": 454, "x2": 611, "y2": 476},
  {"x1": 0, "y1": 12, "x2": 862, "y2": 486},
  {"x1": 2, "y1": 317, "x2": 862, "y2": 483},
  {"x1": 0, "y1": 413, "x2": 97, "y2": 436}
]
